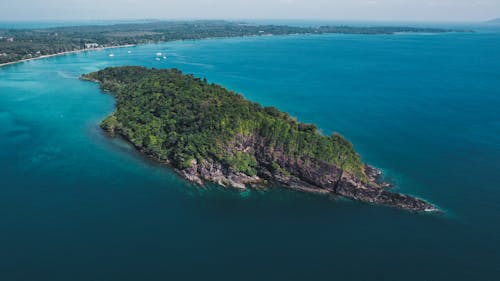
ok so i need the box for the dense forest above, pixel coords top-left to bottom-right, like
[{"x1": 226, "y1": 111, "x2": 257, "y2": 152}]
[
  {"x1": 82, "y1": 66, "x2": 367, "y2": 181},
  {"x1": 0, "y1": 20, "x2": 458, "y2": 64}
]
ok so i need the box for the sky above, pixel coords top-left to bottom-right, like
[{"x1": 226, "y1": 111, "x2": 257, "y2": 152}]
[{"x1": 0, "y1": 0, "x2": 499, "y2": 22}]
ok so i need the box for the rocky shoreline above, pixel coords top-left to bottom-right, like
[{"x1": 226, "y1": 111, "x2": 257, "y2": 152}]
[
  {"x1": 180, "y1": 155, "x2": 437, "y2": 212},
  {"x1": 104, "y1": 123, "x2": 437, "y2": 213}
]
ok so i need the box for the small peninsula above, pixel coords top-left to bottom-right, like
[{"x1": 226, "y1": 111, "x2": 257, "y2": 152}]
[{"x1": 82, "y1": 66, "x2": 437, "y2": 212}]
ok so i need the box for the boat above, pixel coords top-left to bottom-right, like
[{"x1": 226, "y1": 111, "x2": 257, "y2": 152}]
[
  {"x1": 109, "y1": 54, "x2": 115, "y2": 57},
  {"x1": 156, "y1": 52, "x2": 162, "y2": 56}
]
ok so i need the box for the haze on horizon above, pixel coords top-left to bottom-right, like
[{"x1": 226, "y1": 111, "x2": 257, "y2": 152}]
[{"x1": 1, "y1": 0, "x2": 499, "y2": 22}]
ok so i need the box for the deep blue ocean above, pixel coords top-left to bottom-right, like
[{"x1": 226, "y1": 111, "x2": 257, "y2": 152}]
[{"x1": 1, "y1": 23, "x2": 499, "y2": 280}]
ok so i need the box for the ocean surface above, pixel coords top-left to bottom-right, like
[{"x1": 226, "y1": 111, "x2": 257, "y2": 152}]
[{"x1": 1, "y1": 24, "x2": 499, "y2": 280}]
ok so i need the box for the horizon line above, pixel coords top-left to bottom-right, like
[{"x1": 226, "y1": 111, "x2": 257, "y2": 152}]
[{"x1": 0, "y1": 17, "x2": 495, "y2": 24}]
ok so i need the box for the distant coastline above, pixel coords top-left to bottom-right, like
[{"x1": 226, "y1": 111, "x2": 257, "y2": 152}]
[{"x1": 0, "y1": 20, "x2": 465, "y2": 67}]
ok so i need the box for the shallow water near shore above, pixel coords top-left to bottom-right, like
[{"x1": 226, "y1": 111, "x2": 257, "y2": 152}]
[{"x1": 1, "y1": 26, "x2": 499, "y2": 280}]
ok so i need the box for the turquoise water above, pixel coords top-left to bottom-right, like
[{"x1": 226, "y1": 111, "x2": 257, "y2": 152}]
[{"x1": 1, "y1": 29, "x2": 499, "y2": 280}]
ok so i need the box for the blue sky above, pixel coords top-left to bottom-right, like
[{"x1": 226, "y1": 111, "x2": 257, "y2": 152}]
[{"x1": 1, "y1": 0, "x2": 498, "y2": 22}]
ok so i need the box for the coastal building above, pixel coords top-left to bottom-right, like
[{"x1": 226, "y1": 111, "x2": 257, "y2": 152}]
[
  {"x1": 6, "y1": 37, "x2": 14, "y2": 42},
  {"x1": 84, "y1": 43, "x2": 99, "y2": 49}
]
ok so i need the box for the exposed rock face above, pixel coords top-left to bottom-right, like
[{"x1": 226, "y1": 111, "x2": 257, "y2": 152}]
[
  {"x1": 176, "y1": 133, "x2": 438, "y2": 212},
  {"x1": 181, "y1": 158, "x2": 264, "y2": 189}
]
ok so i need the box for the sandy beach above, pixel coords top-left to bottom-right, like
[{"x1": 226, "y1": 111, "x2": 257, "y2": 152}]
[{"x1": 0, "y1": 44, "x2": 136, "y2": 68}]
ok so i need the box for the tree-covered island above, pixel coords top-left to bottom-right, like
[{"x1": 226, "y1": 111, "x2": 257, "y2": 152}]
[
  {"x1": 0, "y1": 20, "x2": 464, "y2": 65},
  {"x1": 81, "y1": 66, "x2": 437, "y2": 212}
]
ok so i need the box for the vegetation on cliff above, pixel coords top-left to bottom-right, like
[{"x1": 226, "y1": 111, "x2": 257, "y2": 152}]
[{"x1": 82, "y1": 66, "x2": 367, "y2": 181}]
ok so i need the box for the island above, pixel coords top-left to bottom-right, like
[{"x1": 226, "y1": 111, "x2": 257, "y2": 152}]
[
  {"x1": 486, "y1": 18, "x2": 500, "y2": 24},
  {"x1": 81, "y1": 66, "x2": 437, "y2": 212},
  {"x1": 1, "y1": 20, "x2": 463, "y2": 65}
]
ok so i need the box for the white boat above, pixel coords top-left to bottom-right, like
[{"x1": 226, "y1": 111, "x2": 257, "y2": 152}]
[
  {"x1": 156, "y1": 52, "x2": 162, "y2": 56},
  {"x1": 155, "y1": 57, "x2": 160, "y2": 61},
  {"x1": 109, "y1": 53, "x2": 115, "y2": 57},
  {"x1": 163, "y1": 56, "x2": 167, "y2": 59},
  {"x1": 127, "y1": 51, "x2": 132, "y2": 54}
]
